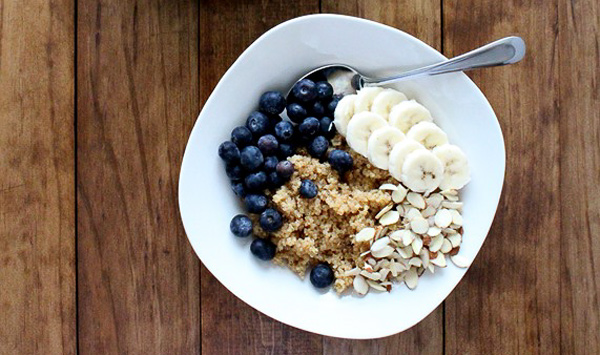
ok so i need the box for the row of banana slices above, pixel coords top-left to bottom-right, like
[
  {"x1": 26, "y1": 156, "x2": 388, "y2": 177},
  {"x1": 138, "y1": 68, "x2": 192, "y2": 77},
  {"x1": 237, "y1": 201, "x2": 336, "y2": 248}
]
[{"x1": 333, "y1": 87, "x2": 470, "y2": 193}]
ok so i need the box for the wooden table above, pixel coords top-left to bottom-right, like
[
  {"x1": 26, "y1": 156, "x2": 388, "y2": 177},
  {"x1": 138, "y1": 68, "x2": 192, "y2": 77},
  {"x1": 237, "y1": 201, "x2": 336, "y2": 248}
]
[{"x1": 1, "y1": 0, "x2": 598, "y2": 353}]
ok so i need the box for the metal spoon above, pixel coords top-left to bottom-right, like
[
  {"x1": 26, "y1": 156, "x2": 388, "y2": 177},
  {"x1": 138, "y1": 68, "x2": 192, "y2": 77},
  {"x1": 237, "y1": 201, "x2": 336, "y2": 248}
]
[{"x1": 291, "y1": 36, "x2": 526, "y2": 96}]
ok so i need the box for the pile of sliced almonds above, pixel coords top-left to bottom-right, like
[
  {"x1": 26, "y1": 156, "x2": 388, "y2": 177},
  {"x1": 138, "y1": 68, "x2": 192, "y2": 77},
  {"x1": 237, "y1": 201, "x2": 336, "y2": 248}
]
[{"x1": 345, "y1": 183, "x2": 471, "y2": 295}]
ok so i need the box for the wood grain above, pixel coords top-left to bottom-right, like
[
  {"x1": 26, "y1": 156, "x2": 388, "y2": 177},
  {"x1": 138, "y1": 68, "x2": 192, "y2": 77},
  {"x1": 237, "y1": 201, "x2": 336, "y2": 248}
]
[
  {"x1": 77, "y1": 1, "x2": 200, "y2": 353},
  {"x1": 443, "y1": 1, "x2": 561, "y2": 354},
  {"x1": 558, "y1": 0, "x2": 600, "y2": 353},
  {"x1": 198, "y1": 1, "x2": 324, "y2": 354},
  {"x1": 0, "y1": 1, "x2": 76, "y2": 354},
  {"x1": 320, "y1": 1, "x2": 443, "y2": 354}
]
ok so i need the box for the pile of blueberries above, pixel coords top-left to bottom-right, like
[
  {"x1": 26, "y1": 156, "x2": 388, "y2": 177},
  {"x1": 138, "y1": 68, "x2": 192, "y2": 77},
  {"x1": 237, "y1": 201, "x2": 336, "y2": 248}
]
[{"x1": 218, "y1": 79, "x2": 354, "y2": 289}]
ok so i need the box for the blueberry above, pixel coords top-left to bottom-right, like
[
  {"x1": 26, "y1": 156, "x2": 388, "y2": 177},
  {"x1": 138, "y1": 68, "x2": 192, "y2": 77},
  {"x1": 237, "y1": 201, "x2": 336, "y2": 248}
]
[
  {"x1": 230, "y1": 214, "x2": 253, "y2": 238},
  {"x1": 327, "y1": 97, "x2": 340, "y2": 116},
  {"x1": 240, "y1": 146, "x2": 264, "y2": 171},
  {"x1": 231, "y1": 126, "x2": 253, "y2": 148},
  {"x1": 257, "y1": 134, "x2": 279, "y2": 156},
  {"x1": 225, "y1": 163, "x2": 245, "y2": 181},
  {"x1": 328, "y1": 149, "x2": 353, "y2": 173},
  {"x1": 259, "y1": 91, "x2": 286, "y2": 115},
  {"x1": 218, "y1": 141, "x2": 240, "y2": 164},
  {"x1": 246, "y1": 111, "x2": 270, "y2": 136},
  {"x1": 298, "y1": 117, "x2": 320, "y2": 138},
  {"x1": 245, "y1": 194, "x2": 268, "y2": 214},
  {"x1": 231, "y1": 181, "x2": 246, "y2": 197},
  {"x1": 259, "y1": 208, "x2": 283, "y2": 232},
  {"x1": 319, "y1": 116, "x2": 336, "y2": 139},
  {"x1": 315, "y1": 81, "x2": 334, "y2": 101},
  {"x1": 278, "y1": 143, "x2": 296, "y2": 159},
  {"x1": 267, "y1": 171, "x2": 284, "y2": 188},
  {"x1": 299, "y1": 179, "x2": 318, "y2": 198},
  {"x1": 244, "y1": 171, "x2": 267, "y2": 191},
  {"x1": 307, "y1": 136, "x2": 329, "y2": 158},
  {"x1": 276, "y1": 160, "x2": 294, "y2": 179},
  {"x1": 291, "y1": 79, "x2": 318, "y2": 103},
  {"x1": 264, "y1": 156, "x2": 279, "y2": 172},
  {"x1": 250, "y1": 238, "x2": 276, "y2": 261},
  {"x1": 310, "y1": 263, "x2": 334, "y2": 288},
  {"x1": 286, "y1": 103, "x2": 307, "y2": 123},
  {"x1": 274, "y1": 121, "x2": 295, "y2": 142},
  {"x1": 309, "y1": 101, "x2": 326, "y2": 118}
]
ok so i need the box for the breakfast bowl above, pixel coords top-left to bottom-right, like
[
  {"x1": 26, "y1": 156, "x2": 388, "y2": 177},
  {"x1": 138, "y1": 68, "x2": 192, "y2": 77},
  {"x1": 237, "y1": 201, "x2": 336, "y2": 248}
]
[{"x1": 178, "y1": 14, "x2": 505, "y2": 339}]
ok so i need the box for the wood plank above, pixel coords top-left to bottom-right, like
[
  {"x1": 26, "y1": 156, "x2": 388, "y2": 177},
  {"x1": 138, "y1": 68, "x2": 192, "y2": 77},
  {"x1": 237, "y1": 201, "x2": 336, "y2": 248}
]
[
  {"x1": 320, "y1": 1, "x2": 443, "y2": 353},
  {"x1": 0, "y1": 1, "x2": 75, "y2": 354},
  {"x1": 198, "y1": 1, "x2": 324, "y2": 354},
  {"x1": 443, "y1": 1, "x2": 561, "y2": 354},
  {"x1": 558, "y1": 0, "x2": 600, "y2": 353},
  {"x1": 77, "y1": 1, "x2": 200, "y2": 353}
]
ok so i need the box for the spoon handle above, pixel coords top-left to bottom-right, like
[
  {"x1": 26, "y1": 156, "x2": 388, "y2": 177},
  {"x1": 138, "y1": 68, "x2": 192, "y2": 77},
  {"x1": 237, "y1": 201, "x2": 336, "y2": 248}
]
[{"x1": 363, "y1": 36, "x2": 526, "y2": 86}]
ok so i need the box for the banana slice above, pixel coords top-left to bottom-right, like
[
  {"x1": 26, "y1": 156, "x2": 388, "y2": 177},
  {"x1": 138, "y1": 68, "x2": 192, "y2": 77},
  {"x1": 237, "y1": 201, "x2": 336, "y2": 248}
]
[
  {"x1": 371, "y1": 88, "x2": 407, "y2": 119},
  {"x1": 388, "y1": 139, "x2": 426, "y2": 181},
  {"x1": 354, "y1": 87, "x2": 384, "y2": 113},
  {"x1": 346, "y1": 112, "x2": 388, "y2": 157},
  {"x1": 433, "y1": 144, "x2": 471, "y2": 190},
  {"x1": 389, "y1": 100, "x2": 433, "y2": 133},
  {"x1": 406, "y1": 121, "x2": 448, "y2": 149},
  {"x1": 367, "y1": 126, "x2": 406, "y2": 170},
  {"x1": 401, "y1": 149, "x2": 444, "y2": 193},
  {"x1": 333, "y1": 94, "x2": 357, "y2": 136}
]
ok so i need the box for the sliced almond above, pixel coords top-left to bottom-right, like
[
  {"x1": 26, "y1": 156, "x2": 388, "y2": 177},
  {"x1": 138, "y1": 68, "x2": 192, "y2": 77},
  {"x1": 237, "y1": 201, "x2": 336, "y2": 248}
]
[
  {"x1": 450, "y1": 255, "x2": 470, "y2": 268},
  {"x1": 408, "y1": 257, "x2": 423, "y2": 267},
  {"x1": 389, "y1": 230, "x2": 403, "y2": 242},
  {"x1": 448, "y1": 233, "x2": 462, "y2": 248},
  {"x1": 427, "y1": 226, "x2": 442, "y2": 236},
  {"x1": 379, "y1": 210, "x2": 400, "y2": 226},
  {"x1": 419, "y1": 249, "x2": 430, "y2": 268},
  {"x1": 421, "y1": 205, "x2": 437, "y2": 218},
  {"x1": 343, "y1": 267, "x2": 360, "y2": 277},
  {"x1": 428, "y1": 216, "x2": 436, "y2": 227},
  {"x1": 360, "y1": 270, "x2": 381, "y2": 280},
  {"x1": 430, "y1": 253, "x2": 447, "y2": 267},
  {"x1": 396, "y1": 204, "x2": 405, "y2": 216},
  {"x1": 379, "y1": 183, "x2": 398, "y2": 191},
  {"x1": 379, "y1": 268, "x2": 391, "y2": 281},
  {"x1": 404, "y1": 268, "x2": 418, "y2": 290},
  {"x1": 440, "y1": 238, "x2": 453, "y2": 253},
  {"x1": 355, "y1": 227, "x2": 376, "y2": 242},
  {"x1": 426, "y1": 193, "x2": 444, "y2": 209},
  {"x1": 434, "y1": 209, "x2": 453, "y2": 228},
  {"x1": 372, "y1": 245, "x2": 394, "y2": 258},
  {"x1": 411, "y1": 236, "x2": 423, "y2": 255},
  {"x1": 405, "y1": 207, "x2": 421, "y2": 221},
  {"x1": 366, "y1": 279, "x2": 387, "y2": 291},
  {"x1": 441, "y1": 189, "x2": 458, "y2": 197},
  {"x1": 401, "y1": 230, "x2": 416, "y2": 247},
  {"x1": 407, "y1": 192, "x2": 426, "y2": 209},
  {"x1": 444, "y1": 228, "x2": 458, "y2": 235},
  {"x1": 410, "y1": 217, "x2": 429, "y2": 234},
  {"x1": 429, "y1": 234, "x2": 444, "y2": 252},
  {"x1": 371, "y1": 236, "x2": 390, "y2": 253},
  {"x1": 375, "y1": 204, "x2": 394, "y2": 219},
  {"x1": 442, "y1": 201, "x2": 463, "y2": 210},
  {"x1": 364, "y1": 263, "x2": 374, "y2": 272},
  {"x1": 449, "y1": 246, "x2": 460, "y2": 256},
  {"x1": 450, "y1": 209, "x2": 463, "y2": 226},
  {"x1": 398, "y1": 246, "x2": 414, "y2": 259},
  {"x1": 427, "y1": 264, "x2": 435, "y2": 273},
  {"x1": 367, "y1": 258, "x2": 376, "y2": 266},
  {"x1": 353, "y1": 275, "x2": 369, "y2": 295},
  {"x1": 392, "y1": 184, "x2": 408, "y2": 203}
]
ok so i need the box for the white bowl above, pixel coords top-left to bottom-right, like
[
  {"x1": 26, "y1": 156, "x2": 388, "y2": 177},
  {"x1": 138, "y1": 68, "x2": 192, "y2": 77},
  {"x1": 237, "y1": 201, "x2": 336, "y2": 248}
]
[{"x1": 179, "y1": 14, "x2": 505, "y2": 339}]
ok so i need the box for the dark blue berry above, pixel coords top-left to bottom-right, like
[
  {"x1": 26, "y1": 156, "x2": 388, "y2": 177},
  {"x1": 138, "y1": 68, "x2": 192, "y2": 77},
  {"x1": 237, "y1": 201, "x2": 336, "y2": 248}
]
[
  {"x1": 276, "y1": 160, "x2": 294, "y2": 179},
  {"x1": 259, "y1": 208, "x2": 283, "y2": 232},
  {"x1": 278, "y1": 143, "x2": 296, "y2": 159},
  {"x1": 299, "y1": 179, "x2": 318, "y2": 198},
  {"x1": 286, "y1": 103, "x2": 307, "y2": 123},
  {"x1": 231, "y1": 181, "x2": 246, "y2": 197},
  {"x1": 308, "y1": 136, "x2": 329, "y2": 158},
  {"x1": 245, "y1": 194, "x2": 268, "y2": 214},
  {"x1": 231, "y1": 126, "x2": 253, "y2": 147},
  {"x1": 244, "y1": 171, "x2": 267, "y2": 191},
  {"x1": 225, "y1": 164, "x2": 244, "y2": 181},
  {"x1": 250, "y1": 238, "x2": 276, "y2": 261},
  {"x1": 327, "y1": 97, "x2": 340, "y2": 116},
  {"x1": 240, "y1": 146, "x2": 264, "y2": 171},
  {"x1": 291, "y1": 79, "x2": 318, "y2": 103},
  {"x1": 264, "y1": 156, "x2": 279, "y2": 172},
  {"x1": 246, "y1": 111, "x2": 270, "y2": 136},
  {"x1": 267, "y1": 171, "x2": 284, "y2": 188},
  {"x1": 320, "y1": 117, "x2": 336, "y2": 139},
  {"x1": 310, "y1": 263, "x2": 334, "y2": 288},
  {"x1": 274, "y1": 121, "x2": 295, "y2": 142},
  {"x1": 259, "y1": 91, "x2": 286, "y2": 115},
  {"x1": 218, "y1": 141, "x2": 240, "y2": 164},
  {"x1": 298, "y1": 117, "x2": 320, "y2": 138},
  {"x1": 328, "y1": 149, "x2": 353, "y2": 173},
  {"x1": 230, "y1": 214, "x2": 253, "y2": 238},
  {"x1": 315, "y1": 81, "x2": 334, "y2": 101},
  {"x1": 309, "y1": 101, "x2": 326, "y2": 118},
  {"x1": 257, "y1": 134, "x2": 279, "y2": 156}
]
